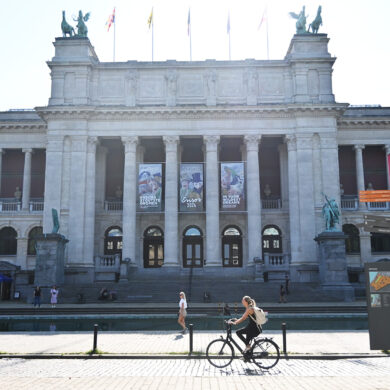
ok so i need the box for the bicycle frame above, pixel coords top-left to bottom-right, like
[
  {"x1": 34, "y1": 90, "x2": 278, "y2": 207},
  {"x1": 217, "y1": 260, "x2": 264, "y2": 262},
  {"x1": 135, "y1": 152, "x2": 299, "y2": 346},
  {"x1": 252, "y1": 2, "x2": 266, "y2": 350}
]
[{"x1": 222, "y1": 322, "x2": 246, "y2": 355}]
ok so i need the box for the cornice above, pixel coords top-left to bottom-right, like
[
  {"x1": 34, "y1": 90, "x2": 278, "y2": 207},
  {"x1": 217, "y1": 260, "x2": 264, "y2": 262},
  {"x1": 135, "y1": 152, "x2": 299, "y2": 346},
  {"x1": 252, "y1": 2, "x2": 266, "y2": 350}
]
[
  {"x1": 338, "y1": 117, "x2": 390, "y2": 128},
  {"x1": 35, "y1": 103, "x2": 348, "y2": 122},
  {"x1": 0, "y1": 121, "x2": 46, "y2": 131}
]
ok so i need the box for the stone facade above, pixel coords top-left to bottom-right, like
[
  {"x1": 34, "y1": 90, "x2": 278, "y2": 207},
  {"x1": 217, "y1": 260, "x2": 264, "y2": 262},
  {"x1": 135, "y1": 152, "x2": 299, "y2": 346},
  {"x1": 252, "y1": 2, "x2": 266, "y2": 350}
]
[{"x1": 0, "y1": 33, "x2": 389, "y2": 295}]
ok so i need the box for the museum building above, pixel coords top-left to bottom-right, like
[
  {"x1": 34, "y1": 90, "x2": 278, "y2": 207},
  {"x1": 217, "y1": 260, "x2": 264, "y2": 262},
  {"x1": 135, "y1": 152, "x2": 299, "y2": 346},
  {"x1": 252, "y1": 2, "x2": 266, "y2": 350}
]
[{"x1": 0, "y1": 32, "x2": 389, "y2": 300}]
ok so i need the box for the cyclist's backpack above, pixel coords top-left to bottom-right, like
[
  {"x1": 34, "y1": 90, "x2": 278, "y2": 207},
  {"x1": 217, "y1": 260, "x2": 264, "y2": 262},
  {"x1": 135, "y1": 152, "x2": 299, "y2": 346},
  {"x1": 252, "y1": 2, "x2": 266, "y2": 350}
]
[{"x1": 250, "y1": 307, "x2": 268, "y2": 326}]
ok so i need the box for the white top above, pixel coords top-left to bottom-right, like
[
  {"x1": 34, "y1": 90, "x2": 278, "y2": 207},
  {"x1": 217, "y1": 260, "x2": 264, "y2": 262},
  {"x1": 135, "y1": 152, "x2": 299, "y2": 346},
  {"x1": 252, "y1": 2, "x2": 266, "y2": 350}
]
[{"x1": 179, "y1": 298, "x2": 187, "y2": 309}]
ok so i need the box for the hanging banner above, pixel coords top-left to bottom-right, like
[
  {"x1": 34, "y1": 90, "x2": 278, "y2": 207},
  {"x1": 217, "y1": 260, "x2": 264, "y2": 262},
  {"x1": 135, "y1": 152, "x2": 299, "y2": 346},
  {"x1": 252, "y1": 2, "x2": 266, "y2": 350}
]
[
  {"x1": 179, "y1": 164, "x2": 204, "y2": 211},
  {"x1": 138, "y1": 164, "x2": 163, "y2": 211},
  {"x1": 387, "y1": 153, "x2": 390, "y2": 186},
  {"x1": 221, "y1": 162, "x2": 245, "y2": 210}
]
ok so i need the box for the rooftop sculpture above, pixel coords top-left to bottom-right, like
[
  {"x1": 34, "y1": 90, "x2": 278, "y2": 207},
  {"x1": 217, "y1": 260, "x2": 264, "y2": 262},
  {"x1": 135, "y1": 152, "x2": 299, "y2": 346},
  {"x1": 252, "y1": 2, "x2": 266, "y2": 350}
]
[
  {"x1": 289, "y1": 5, "x2": 322, "y2": 34},
  {"x1": 61, "y1": 10, "x2": 90, "y2": 38}
]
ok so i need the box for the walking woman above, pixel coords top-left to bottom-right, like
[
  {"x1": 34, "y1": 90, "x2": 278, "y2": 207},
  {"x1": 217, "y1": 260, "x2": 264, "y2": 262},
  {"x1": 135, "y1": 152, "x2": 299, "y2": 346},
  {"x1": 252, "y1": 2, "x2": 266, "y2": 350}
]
[
  {"x1": 229, "y1": 295, "x2": 261, "y2": 353},
  {"x1": 178, "y1": 291, "x2": 188, "y2": 334}
]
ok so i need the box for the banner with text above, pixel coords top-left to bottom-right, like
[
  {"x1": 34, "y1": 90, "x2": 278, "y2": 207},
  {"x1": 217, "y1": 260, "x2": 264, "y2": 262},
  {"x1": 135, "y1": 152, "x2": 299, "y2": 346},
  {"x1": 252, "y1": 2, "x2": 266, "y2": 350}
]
[
  {"x1": 221, "y1": 162, "x2": 245, "y2": 211},
  {"x1": 138, "y1": 163, "x2": 163, "y2": 211},
  {"x1": 179, "y1": 163, "x2": 204, "y2": 211}
]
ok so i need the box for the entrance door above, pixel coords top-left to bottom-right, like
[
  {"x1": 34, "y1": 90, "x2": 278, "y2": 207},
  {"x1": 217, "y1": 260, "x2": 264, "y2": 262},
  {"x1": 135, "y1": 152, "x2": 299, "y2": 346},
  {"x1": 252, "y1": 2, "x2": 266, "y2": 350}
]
[
  {"x1": 183, "y1": 226, "x2": 203, "y2": 267},
  {"x1": 262, "y1": 225, "x2": 282, "y2": 253},
  {"x1": 222, "y1": 226, "x2": 242, "y2": 267},
  {"x1": 144, "y1": 226, "x2": 164, "y2": 268},
  {"x1": 104, "y1": 227, "x2": 123, "y2": 259}
]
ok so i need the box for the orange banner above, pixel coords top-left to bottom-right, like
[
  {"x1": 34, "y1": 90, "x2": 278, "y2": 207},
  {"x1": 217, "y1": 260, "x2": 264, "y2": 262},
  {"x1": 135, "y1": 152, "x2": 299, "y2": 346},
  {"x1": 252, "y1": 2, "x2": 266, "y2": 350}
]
[{"x1": 359, "y1": 190, "x2": 390, "y2": 202}]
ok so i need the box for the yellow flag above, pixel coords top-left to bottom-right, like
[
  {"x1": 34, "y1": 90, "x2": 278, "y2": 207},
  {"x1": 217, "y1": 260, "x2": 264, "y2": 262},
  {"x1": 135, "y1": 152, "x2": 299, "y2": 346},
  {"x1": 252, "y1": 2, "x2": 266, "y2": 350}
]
[{"x1": 147, "y1": 8, "x2": 153, "y2": 29}]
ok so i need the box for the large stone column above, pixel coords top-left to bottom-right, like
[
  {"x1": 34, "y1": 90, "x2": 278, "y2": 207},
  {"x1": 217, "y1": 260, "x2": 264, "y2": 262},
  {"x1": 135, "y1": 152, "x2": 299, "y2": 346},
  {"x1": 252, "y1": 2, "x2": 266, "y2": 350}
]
[
  {"x1": 121, "y1": 136, "x2": 138, "y2": 266},
  {"x1": 296, "y1": 135, "x2": 317, "y2": 265},
  {"x1": 285, "y1": 135, "x2": 301, "y2": 266},
  {"x1": 320, "y1": 134, "x2": 342, "y2": 216},
  {"x1": 244, "y1": 135, "x2": 262, "y2": 266},
  {"x1": 204, "y1": 135, "x2": 220, "y2": 266},
  {"x1": 278, "y1": 143, "x2": 288, "y2": 210},
  {"x1": 83, "y1": 137, "x2": 98, "y2": 264},
  {"x1": 67, "y1": 136, "x2": 88, "y2": 266},
  {"x1": 354, "y1": 145, "x2": 365, "y2": 210},
  {"x1": 163, "y1": 136, "x2": 179, "y2": 267},
  {"x1": 385, "y1": 145, "x2": 390, "y2": 189},
  {"x1": 16, "y1": 237, "x2": 28, "y2": 270},
  {"x1": 43, "y1": 136, "x2": 64, "y2": 233},
  {"x1": 312, "y1": 134, "x2": 323, "y2": 207},
  {"x1": 22, "y1": 148, "x2": 33, "y2": 211},
  {"x1": 95, "y1": 146, "x2": 108, "y2": 210},
  {"x1": 0, "y1": 149, "x2": 3, "y2": 196}
]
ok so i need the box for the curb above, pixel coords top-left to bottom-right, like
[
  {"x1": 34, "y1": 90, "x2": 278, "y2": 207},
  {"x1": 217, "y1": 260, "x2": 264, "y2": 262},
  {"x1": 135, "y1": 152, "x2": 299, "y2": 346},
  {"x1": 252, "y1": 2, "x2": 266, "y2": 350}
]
[{"x1": 0, "y1": 354, "x2": 388, "y2": 360}]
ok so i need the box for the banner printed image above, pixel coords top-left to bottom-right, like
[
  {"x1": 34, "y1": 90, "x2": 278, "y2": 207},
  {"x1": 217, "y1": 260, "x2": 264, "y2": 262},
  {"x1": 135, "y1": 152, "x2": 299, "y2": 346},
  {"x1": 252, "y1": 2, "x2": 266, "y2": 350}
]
[
  {"x1": 221, "y1": 162, "x2": 245, "y2": 211},
  {"x1": 180, "y1": 164, "x2": 203, "y2": 211},
  {"x1": 138, "y1": 164, "x2": 162, "y2": 210}
]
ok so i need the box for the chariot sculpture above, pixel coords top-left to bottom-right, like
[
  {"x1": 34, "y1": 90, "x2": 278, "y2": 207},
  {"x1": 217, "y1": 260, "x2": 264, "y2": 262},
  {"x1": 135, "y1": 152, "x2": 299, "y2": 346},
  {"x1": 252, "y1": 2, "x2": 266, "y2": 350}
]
[
  {"x1": 61, "y1": 10, "x2": 90, "y2": 38},
  {"x1": 289, "y1": 5, "x2": 322, "y2": 34}
]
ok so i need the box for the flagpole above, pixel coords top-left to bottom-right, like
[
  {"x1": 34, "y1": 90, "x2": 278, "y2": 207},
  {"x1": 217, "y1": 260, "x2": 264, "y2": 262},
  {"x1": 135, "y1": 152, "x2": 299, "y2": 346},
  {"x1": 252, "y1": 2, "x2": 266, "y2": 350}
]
[
  {"x1": 113, "y1": 15, "x2": 116, "y2": 62},
  {"x1": 266, "y1": 13, "x2": 269, "y2": 60},
  {"x1": 152, "y1": 20, "x2": 154, "y2": 62},
  {"x1": 229, "y1": 32, "x2": 231, "y2": 60},
  {"x1": 190, "y1": 27, "x2": 192, "y2": 61}
]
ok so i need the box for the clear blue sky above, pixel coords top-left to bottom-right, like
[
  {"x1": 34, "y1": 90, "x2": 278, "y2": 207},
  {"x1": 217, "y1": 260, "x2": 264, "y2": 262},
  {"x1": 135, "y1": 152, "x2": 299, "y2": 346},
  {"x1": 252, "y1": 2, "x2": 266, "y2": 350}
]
[{"x1": 0, "y1": 0, "x2": 389, "y2": 111}]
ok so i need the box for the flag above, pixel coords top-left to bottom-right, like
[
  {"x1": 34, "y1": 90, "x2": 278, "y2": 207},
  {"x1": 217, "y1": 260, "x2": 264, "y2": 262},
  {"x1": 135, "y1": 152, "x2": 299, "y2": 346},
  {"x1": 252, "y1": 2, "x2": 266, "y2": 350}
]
[
  {"x1": 106, "y1": 7, "x2": 115, "y2": 32},
  {"x1": 227, "y1": 12, "x2": 230, "y2": 34},
  {"x1": 258, "y1": 6, "x2": 267, "y2": 30},
  {"x1": 187, "y1": 8, "x2": 191, "y2": 36},
  {"x1": 148, "y1": 8, "x2": 153, "y2": 29}
]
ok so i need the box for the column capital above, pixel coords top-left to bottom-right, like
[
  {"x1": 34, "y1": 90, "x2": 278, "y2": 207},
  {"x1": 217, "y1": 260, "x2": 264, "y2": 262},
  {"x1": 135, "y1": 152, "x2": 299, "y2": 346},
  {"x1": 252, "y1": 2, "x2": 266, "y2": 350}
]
[
  {"x1": 87, "y1": 136, "x2": 99, "y2": 153},
  {"x1": 284, "y1": 134, "x2": 296, "y2": 151},
  {"x1": 384, "y1": 144, "x2": 390, "y2": 154},
  {"x1": 163, "y1": 136, "x2": 179, "y2": 152},
  {"x1": 353, "y1": 144, "x2": 365, "y2": 151},
  {"x1": 295, "y1": 135, "x2": 313, "y2": 150},
  {"x1": 0, "y1": 148, "x2": 4, "y2": 154},
  {"x1": 22, "y1": 148, "x2": 33, "y2": 154},
  {"x1": 203, "y1": 135, "x2": 220, "y2": 151},
  {"x1": 244, "y1": 135, "x2": 261, "y2": 151},
  {"x1": 121, "y1": 136, "x2": 138, "y2": 153}
]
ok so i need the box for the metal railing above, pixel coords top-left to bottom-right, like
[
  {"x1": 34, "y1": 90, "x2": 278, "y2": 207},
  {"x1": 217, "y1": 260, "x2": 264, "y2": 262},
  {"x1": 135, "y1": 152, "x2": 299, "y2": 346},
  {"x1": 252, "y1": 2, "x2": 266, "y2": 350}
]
[
  {"x1": 367, "y1": 202, "x2": 389, "y2": 211},
  {"x1": 29, "y1": 199, "x2": 44, "y2": 212},
  {"x1": 262, "y1": 199, "x2": 282, "y2": 209},
  {"x1": 104, "y1": 200, "x2": 123, "y2": 212},
  {"x1": 341, "y1": 197, "x2": 359, "y2": 210},
  {"x1": 0, "y1": 199, "x2": 21, "y2": 212}
]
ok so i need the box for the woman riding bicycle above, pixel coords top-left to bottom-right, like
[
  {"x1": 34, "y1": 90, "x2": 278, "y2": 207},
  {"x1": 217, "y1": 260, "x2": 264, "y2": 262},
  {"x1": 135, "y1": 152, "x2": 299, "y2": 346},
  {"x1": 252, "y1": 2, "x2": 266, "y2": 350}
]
[{"x1": 229, "y1": 295, "x2": 261, "y2": 353}]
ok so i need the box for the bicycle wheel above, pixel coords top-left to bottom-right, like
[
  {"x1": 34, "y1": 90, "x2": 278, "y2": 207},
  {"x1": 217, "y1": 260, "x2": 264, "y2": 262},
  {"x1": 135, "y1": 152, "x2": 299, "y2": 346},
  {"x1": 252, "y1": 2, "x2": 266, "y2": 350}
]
[
  {"x1": 206, "y1": 339, "x2": 234, "y2": 368},
  {"x1": 251, "y1": 338, "x2": 280, "y2": 369}
]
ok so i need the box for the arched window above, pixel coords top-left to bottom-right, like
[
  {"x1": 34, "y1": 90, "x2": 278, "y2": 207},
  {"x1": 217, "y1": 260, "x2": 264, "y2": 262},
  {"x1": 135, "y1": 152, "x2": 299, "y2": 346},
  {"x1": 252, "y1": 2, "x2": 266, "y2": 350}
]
[
  {"x1": 371, "y1": 233, "x2": 390, "y2": 253},
  {"x1": 222, "y1": 226, "x2": 242, "y2": 267},
  {"x1": 104, "y1": 226, "x2": 123, "y2": 257},
  {"x1": 144, "y1": 226, "x2": 164, "y2": 268},
  {"x1": 342, "y1": 224, "x2": 360, "y2": 254},
  {"x1": 0, "y1": 227, "x2": 17, "y2": 255},
  {"x1": 262, "y1": 225, "x2": 282, "y2": 253},
  {"x1": 27, "y1": 226, "x2": 43, "y2": 255},
  {"x1": 183, "y1": 226, "x2": 203, "y2": 268}
]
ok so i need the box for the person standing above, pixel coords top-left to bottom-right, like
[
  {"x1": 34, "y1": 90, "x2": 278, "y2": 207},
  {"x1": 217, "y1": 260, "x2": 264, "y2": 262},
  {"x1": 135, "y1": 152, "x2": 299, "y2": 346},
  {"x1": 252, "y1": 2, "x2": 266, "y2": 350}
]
[
  {"x1": 33, "y1": 286, "x2": 41, "y2": 308},
  {"x1": 285, "y1": 274, "x2": 290, "y2": 295},
  {"x1": 178, "y1": 291, "x2": 188, "y2": 334},
  {"x1": 279, "y1": 284, "x2": 287, "y2": 303},
  {"x1": 50, "y1": 285, "x2": 59, "y2": 308}
]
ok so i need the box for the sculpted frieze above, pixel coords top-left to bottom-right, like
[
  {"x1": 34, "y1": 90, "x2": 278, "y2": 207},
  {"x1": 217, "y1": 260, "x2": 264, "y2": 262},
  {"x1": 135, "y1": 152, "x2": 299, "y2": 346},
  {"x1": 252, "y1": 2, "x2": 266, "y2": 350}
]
[
  {"x1": 178, "y1": 74, "x2": 204, "y2": 97},
  {"x1": 139, "y1": 75, "x2": 165, "y2": 98}
]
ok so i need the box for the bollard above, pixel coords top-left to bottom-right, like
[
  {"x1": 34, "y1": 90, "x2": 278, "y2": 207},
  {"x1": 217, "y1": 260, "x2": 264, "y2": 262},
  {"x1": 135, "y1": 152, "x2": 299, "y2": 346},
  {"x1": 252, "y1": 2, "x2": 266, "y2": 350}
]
[
  {"x1": 93, "y1": 324, "x2": 98, "y2": 353},
  {"x1": 281, "y1": 322, "x2": 287, "y2": 354},
  {"x1": 189, "y1": 324, "x2": 194, "y2": 355}
]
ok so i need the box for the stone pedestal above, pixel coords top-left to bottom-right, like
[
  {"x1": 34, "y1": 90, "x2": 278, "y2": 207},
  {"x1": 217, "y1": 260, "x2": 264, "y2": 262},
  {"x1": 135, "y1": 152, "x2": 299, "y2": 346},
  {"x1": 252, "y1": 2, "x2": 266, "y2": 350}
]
[
  {"x1": 34, "y1": 234, "x2": 68, "y2": 287},
  {"x1": 315, "y1": 231, "x2": 355, "y2": 301},
  {"x1": 119, "y1": 257, "x2": 130, "y2": 283},
  {"x1": 253, "y1": 257, "x2": 264, "y2": 282}
]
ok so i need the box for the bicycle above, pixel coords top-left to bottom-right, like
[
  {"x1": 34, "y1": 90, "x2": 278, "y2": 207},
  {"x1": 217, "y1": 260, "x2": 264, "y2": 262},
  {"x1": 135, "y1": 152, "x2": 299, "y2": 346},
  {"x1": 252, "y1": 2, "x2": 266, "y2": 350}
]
[{"x1": 206, "y1": 320, "x2": 280, "y2": 369}]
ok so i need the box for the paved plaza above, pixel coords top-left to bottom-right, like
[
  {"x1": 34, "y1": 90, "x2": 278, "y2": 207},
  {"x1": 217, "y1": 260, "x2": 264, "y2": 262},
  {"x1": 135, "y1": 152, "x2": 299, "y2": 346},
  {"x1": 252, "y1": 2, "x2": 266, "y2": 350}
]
[
  {"x1": 0, "y1": 330, "x2": 379, "y2": 355},
  {"x1": 1, "y1": 357, "x2": 389, "y2": 389}
]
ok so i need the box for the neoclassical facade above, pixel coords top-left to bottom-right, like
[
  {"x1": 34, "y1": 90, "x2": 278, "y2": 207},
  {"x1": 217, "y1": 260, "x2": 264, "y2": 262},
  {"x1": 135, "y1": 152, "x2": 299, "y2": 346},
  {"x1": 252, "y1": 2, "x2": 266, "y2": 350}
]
[{"x1": 0, "y1": 33, "x2": 389, "y2": 297}]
